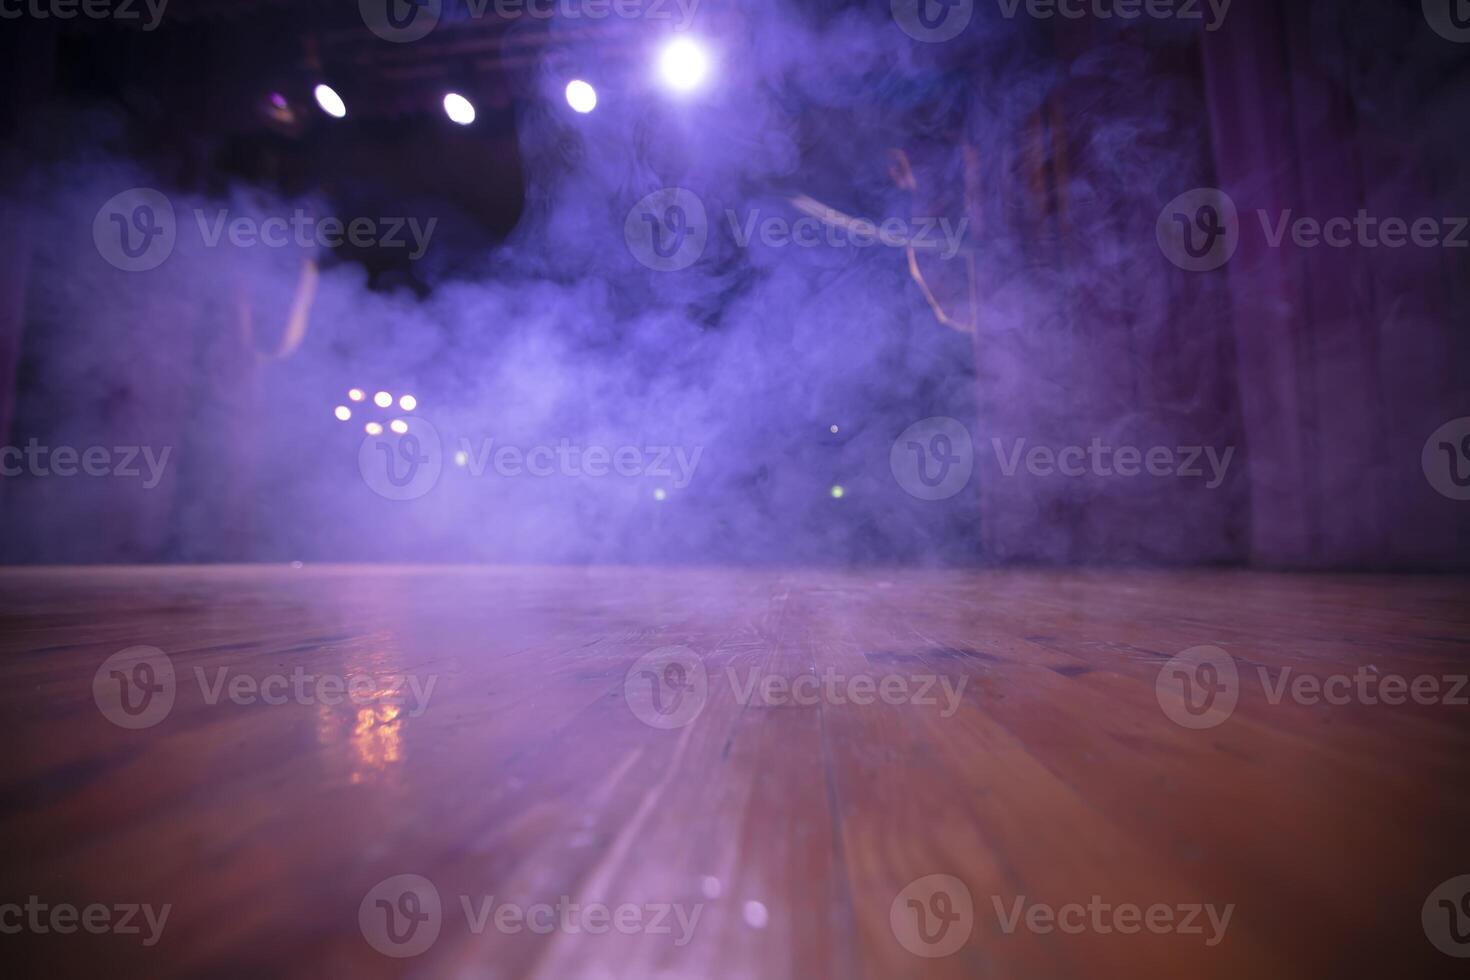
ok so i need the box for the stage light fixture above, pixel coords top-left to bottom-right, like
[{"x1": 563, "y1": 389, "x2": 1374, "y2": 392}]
[
  {"x1": 658, "y1": 38, "x2": 709, "y2": 93},
  {"x1": 373, "y1": 391, "x2": 393, "y2": 408},
  {"x1": 348, "y1": 389, "x2": 365, "y2": 402},
  {"x1": 390, "y1": 420, "x2": 409, "y2": 435},
  {"x1": 334, "y1": 406, "x2": 352, "y2": 422},
  {"x1": 565, "y1": 80, "x2": 597, "y2": 114},
  {"x1": 313, "y1": 84, "x2": 347, "y2": 119},
  {"x1": 443, "y1": 92, "x2": 476, "y2": 125},
  {"x1": 398, "y1": 394, "x2": 417, "y2": 411}
]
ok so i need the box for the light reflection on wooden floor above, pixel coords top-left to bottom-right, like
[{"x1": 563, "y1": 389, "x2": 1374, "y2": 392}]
[{"x1": 2, "y1": 565, "x2": 1468, "y2": 978}]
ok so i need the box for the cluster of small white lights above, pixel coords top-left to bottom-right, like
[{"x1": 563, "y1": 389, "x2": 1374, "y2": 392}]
[
  {"x1": 314, "y1": 84, "x2": 347, "y2": 119},
  {"x1": 335, "y1": 388, "x2": 416, "y2": 436}
]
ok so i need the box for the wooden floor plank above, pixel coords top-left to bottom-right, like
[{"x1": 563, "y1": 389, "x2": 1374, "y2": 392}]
[{"x1": 1, "y1": 566, "x2": 1467, "y2": 977}]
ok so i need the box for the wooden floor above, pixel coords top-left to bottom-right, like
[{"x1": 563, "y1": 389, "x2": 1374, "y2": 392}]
[{"x1": 1, "y1": 565, "x2": 1468, "y2": 978}]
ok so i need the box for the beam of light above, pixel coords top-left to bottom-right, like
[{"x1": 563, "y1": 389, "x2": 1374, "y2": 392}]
[
  {"x1": 443, "y1": 92, "x2": 476, "y2": 125},
  {"x1": 334, "y1": 406, "x2": 352, "y2": 422},
  {"x1": 398, "y1": 394, "x2": 417, "y2": 411},
  {"x1": 365, "y1": 422, "x2": 384, "y2": 436},
  {"x1": 658, "y1": 38, "x2": 709, "y2": 93},
  {"x1": 374, "y1": 391, "x2": 393, "y2": 408},
  {"x1": 314, "y1": 84, "x2": 347, "y2": 119},
  {"x1": 348, "y1": 388, "x2": 365, "y2": 402},
  {"x1": 390, "y1": 419, "x2": 409, "y2": 435},
  {"x1": 565, "y1": 79, "x2": 597, "y2": 114}
]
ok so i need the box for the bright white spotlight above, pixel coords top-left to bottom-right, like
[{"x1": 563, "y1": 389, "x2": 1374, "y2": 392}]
[
  {"x1": 365, "y1": 422, "x2": 384, "y2": 436},
  {"x1": 373, "y1": 391, "x2": 393, "y2": 408},
  {"x1": 314, "y1": 84, "x2": 347, "y2": 119},
  {"x1": 334, "y1": 406, "x2": 352, "y2": 422},
  {"x1": 658, "y1": 38, "x2": 709, "y2": 93},
  {"x1": 398, "y1": 394, "x2": 417, "y2": 411},
  {"x1": 348, "y1": 388, "x2": 365, "y2": 402},
  {"x1": 390, "y1": 419, "x2": 409, "y2": 435},
  {"x1": 565, "y1": 79, "x2": 597, "y2": 114},
  {"x1": 443, "y1": 92, "x2": 476, "y2": 126}
]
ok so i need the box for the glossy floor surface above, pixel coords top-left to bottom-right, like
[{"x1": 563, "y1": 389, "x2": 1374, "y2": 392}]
[{"x1": 2, "y1": 565, "x2": 1468, "y2": 978}]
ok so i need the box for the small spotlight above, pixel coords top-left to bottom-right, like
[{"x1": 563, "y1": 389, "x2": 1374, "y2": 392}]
[
  {"x1": 658, "y1": 38, "x2": 709, "y2": 93},
  {"x1": 653, "y1": 488, "x2": 668, "y2": 502},
  {"x1": 390, "y1": 419, "x2": 409, "y2": 435},
  {"x1": 334, "y1": 406, "x2": 352, "y2": 422},
  {"x1": 830, "y1": 485, "x2": 845, "y2": 499},
  {"x1": 348, "y1": 388, "x2": 366, "y2": 402},
  {"x1": 830, "y1": 424, "x2": 840, "y2": 434},
  {"x1": 365, "y1": 422, "x2": 384, "y2": 436},
  {"x1": 398, "y1": 394, "x2": 417, "y2": 412},
  {"x1": 443, "y1": 92, "x2": 476, "y2": 126},
  {"x1": 314, "y1": 84, "x2": 347, "y2": 119},
  {"x1": 454, "y1": 451, "x2": 469, "y2": 467},
  {"x1": 373, "y1": 391, "x2": 393, "y2": 408},
  {"x1": 565, "y1": 79, "x2": 597, "y2": 114}
]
